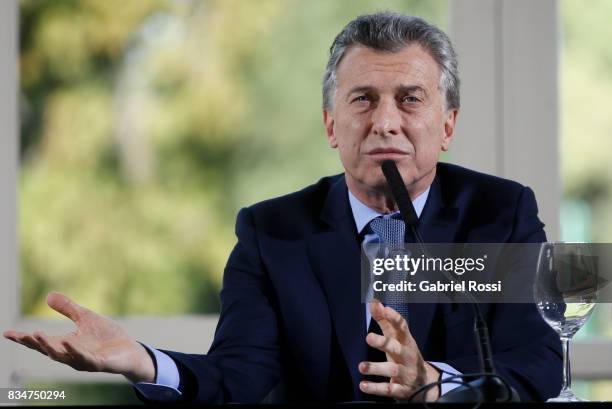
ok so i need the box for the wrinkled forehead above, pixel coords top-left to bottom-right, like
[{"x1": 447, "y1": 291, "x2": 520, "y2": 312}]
[{"x1": 335, "y1": 44, "x2": 442, "y2": 94}]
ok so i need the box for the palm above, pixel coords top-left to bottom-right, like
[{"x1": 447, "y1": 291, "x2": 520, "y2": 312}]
[
  {"x1": 3, "y1": 292, "x2": 152, "y2": 381},
  {"x1": 51, "y1": 313, "x2": 133, "y2": 373}
]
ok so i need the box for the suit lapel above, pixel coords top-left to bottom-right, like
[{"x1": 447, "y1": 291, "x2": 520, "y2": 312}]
[
  {"x1": 419, "y1": 175, "x2": 460, "y2": 244},
  {"x1": 307, "y1": 176, "x2": 366, "y2": 399}
]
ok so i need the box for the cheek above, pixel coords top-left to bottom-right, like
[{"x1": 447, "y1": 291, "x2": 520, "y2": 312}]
[
  {"x1": 416, "y1": 110, "x2": 442, "y2": 133},
  {"x1": 349, "y1": 118, "x2": 364, "y2": 132},
  {"x1": 337, "y1": 117, "x2": 367, "y2": 152},
  {"x1": 409, "y1": 113, "x2": 446, "y2": 159}
]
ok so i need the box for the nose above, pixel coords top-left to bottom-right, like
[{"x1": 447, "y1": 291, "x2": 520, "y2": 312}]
[{"x1": 372, "y1": 98, "x2": 402, "y2": 137}]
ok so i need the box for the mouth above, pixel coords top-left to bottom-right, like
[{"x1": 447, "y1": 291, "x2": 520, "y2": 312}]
[{"x1": 365, "y1": 148, "x2": 410, "y2": 160}]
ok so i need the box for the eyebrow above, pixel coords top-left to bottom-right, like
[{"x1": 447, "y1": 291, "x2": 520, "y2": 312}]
[
  {"x1": 346, "y1": 85, "x2": 428, "y2": 98},
  {"x1": 397, "y1": 85, "x2": 428, "y2": 96}
]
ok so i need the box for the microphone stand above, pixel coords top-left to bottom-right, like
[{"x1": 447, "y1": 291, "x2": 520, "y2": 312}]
[{"x1": 380, "y1": 161, "x2": 519, "y2": 403}]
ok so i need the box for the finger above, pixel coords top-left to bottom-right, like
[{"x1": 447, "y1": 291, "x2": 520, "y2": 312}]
[
  {"x1": 33, "y1": 331, "x2": 66, "y2": 350},
  {"x1": 33, "y1": 331, "x2": 69, "y2": 362},
  {"x1": 360, "y1": 380, "x2": 407, "y2": 398},
  {"x1": 369, "y1": 301, "x2": 396, "y2": 336},
  {"x1": 4, "y1": 330, "x2": 30, "y2": 341},
  {"x1": 32, "y1": 331, "x2": 56, "y2": 355},
  {"x1": 366, "y1": 332, "x2": 404, "y2": 358},
  {"x1": 9, "y1": 333, "x2": 49, "y2": 357},
  {"x1": 5, "y1": 331, "x2": 46, "y2": 354},
  {"x1": 383, "y1": 306, "x2": 413, "y2": 344},
  {"x1": 46, "y1": 292, "x2": 89, "y2": 324},
  {"x1": 359, "y1": 361, "x2": 402, "y2": 378},
  {"x1": 369, "y1": 300, "x2": 385, "y2": 321},
  {"x1": 3, "y1": 330, "x2": 20, "y2": 339}
]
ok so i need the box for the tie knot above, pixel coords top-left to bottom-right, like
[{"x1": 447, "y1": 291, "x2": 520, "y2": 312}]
[{"x1": 369, "y1": 215, "x2": 406, "y2": 244}]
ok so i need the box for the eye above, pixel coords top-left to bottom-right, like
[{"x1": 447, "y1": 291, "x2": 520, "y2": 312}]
[
  {"x1": 352, "y1": 95, "x2": 370, "y2": 103},
  {"x1": 401, "y1": 95, "x2": 420, "y2": 104}
]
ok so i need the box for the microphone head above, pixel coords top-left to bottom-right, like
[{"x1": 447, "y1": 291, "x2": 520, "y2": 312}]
[{"x1": 380, "y1": 160, "x2": 419, "y2": 227}]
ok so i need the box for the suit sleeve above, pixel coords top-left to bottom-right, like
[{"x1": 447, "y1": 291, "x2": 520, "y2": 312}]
[
  {"x1": 447, "y1": 186, "x2": 563, "y2": 401},
  {"x1": 147, "y1": 207, "x2": 282, "y2": 403}
]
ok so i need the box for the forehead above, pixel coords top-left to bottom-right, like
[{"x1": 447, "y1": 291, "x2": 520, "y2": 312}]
[{"x1": 335, "y1": 44, "x2": 441, "y2": 90}]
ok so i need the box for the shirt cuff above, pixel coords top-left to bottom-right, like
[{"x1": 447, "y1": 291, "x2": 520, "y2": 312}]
[
  {"x1": 428, "y1": 361, "x2": 463, "y2": 396},
  {"x1": 130, "y1": 344, "x2": 182, "y2": 402}
]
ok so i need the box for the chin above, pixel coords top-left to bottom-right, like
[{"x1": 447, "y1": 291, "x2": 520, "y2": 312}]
[
  {"x1": 361, "y1": 175, "x2": 389, "y2": 192},
  {"x1": 396, "y1": 166, "x2": 421, "y2": 185},
  {"x1": 349, "y1": 167, "x2": 401, "y2": 191}
]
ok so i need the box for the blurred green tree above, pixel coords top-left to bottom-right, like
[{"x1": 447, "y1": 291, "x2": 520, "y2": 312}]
[
  {"x1": 561, "y1": 0, "x2": 612, "y2": 242},
  {"x1": 20, "y1": 0, "x2": 446, "y2": 317}
]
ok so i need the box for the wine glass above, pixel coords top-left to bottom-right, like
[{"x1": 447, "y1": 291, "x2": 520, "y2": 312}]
[{"x1": 535, "y1": 242, "x2": 599, "y2": 402}]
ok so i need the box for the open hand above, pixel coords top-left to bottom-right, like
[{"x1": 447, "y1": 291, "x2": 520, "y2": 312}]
[
  {"x1": 3, "y1": 292, "x2": 155, "y2": 383},
  {"x1": 358, "y1": 301, "x2": 440, "y2": 401}
]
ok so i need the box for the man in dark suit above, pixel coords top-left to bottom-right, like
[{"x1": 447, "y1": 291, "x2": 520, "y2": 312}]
[{"x1": 4, "y1": 12, "x2": 562, "y2": 403}]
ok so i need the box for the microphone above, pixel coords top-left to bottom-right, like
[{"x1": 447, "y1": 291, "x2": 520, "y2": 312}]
[
  {"x1": 380, "y1": 160, "x2": 519, "y2": 403},
  {"x1": 381, "y1": 160, "x2": 419, "y2": 229}
]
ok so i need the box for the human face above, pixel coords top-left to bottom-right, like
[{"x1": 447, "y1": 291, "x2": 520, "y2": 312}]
[{"x1": 323, "y1": 44, "x2": 458, "y2": 200}]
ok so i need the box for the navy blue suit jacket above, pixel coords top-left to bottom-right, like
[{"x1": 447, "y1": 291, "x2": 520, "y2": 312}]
[{"x1": 159, "y1": 163, "x2": 562, "y2": 403}]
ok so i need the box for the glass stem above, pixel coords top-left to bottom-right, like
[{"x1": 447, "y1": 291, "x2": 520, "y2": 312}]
[{"x1": 560, "y1": 336, "x2": 572, "y2": 392}]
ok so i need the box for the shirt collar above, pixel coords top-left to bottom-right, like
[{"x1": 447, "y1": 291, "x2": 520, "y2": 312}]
[{"x1": 348, "y1": 185, "x2": 430, "y2": 235}]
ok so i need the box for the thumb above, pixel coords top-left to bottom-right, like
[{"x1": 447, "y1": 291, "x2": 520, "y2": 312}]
[{"x1": 46, "y1": 292, "x2": 89, "y2": 324}]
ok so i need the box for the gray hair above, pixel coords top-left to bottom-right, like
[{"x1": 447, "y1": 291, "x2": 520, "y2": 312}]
[{"x1": 322, "y1": 12, "x2": 460, "y2": 111}]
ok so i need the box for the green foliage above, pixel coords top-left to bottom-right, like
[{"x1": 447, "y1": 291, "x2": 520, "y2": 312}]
[
  {"x1": 19, "y1": 0, "x2": 446, "y2": 316},
  {"x1": 561, "y1": 0, "x2": 612, "y2": 242},
  {"x1": 560, "y1": 3, "x2": 612, "y2": 401}
]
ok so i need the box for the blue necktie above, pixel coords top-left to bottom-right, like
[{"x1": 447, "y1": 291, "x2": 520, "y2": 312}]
[
  {"x1": 368, "y1": 215, "x2": 411, "y2": 322},
  {"x1": 362, "y1": 215, "x2": 410, "y2": 399}
]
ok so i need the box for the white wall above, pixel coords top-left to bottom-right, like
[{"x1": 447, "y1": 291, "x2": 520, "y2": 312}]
[{"x1": 450, "y1": 0, "x2": 560, "y2": 240}]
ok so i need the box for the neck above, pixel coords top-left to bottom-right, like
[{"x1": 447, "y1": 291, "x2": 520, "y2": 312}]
[{"x1": 346, "y1": 167, "x2": 435, "y2": 214}]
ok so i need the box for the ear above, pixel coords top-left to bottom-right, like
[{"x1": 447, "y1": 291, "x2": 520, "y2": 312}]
[
  {"x1": 441, "y1": 109, "x2": 459, "y2": 152},
  {"x1": 323, "y1": 110, "x2": 337, "y2": 148}
]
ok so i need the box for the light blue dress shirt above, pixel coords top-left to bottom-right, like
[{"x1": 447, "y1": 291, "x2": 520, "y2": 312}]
[{"x1": 133, "y1": 185, "x2": 461, "y2": 401}]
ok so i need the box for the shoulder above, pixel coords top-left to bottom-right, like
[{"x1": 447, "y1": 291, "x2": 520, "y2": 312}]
[
  {"x1": 237, "y1": 174, "x2": 344, "y2": 238},
  {"x1": 436, "y1": 163, "x2": 544, "y2": 242},
  {"x1": 436, "y1": 162, "x2": 525, "y2": 198},
  {"x1": 436, "y1": 162, "x2": 531, "y2": 212},
  {"x1": 248, "y1": 173, "x2": 342, "y2": 217}
]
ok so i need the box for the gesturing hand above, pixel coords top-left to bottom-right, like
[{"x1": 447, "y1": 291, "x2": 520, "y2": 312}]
[
  {"x1": 3, "y1": 292, "x2": 155, "y2": 383},
  {"x1": 358, "y1": 301, "x2": 441, "y2": 402}
]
